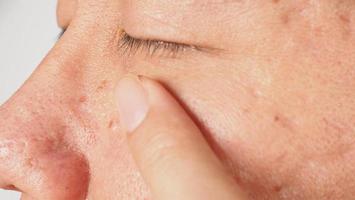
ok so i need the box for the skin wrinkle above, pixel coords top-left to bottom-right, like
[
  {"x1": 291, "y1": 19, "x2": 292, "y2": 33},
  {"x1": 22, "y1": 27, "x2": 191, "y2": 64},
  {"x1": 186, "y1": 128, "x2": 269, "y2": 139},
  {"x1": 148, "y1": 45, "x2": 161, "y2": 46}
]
[{"x1": 123, "y1": 0, "x2": 255, "y2": 49}]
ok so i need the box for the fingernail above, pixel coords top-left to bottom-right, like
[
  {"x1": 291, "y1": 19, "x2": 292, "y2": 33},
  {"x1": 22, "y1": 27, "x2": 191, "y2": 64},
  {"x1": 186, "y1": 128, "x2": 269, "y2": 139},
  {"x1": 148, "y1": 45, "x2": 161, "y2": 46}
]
[{"x1": 116, "y1": 75, "x2": 149, "y2": 133}]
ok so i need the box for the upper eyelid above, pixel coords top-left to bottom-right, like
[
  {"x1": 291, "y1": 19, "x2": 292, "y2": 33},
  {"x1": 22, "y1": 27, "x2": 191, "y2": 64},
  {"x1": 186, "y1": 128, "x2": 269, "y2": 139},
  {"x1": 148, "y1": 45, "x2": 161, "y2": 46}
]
[
  {"x1": 117, "y1": 31, "x2": 200, "y2": 57},
  {"x1": 118, "y1": 30, "x2": 199, "y2": 49}
]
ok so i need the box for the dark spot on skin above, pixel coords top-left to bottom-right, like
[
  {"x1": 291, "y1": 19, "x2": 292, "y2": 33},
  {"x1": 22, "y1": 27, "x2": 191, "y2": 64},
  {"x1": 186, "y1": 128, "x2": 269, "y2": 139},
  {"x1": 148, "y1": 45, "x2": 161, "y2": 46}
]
[
  {"x1": 280, "y1": 12, "x2": 290, "y2": 25},
  {"x1": 273, "y1": 185, "x2": 283, "y2": 192},
  {"x1": 338, "y1": 13, "x2": 352, "y2": 40},
  {"x1": 272, "y1": 0, "x2": 280, "y2": 4},
  {"x1": 97, "y1": 80, "x2": 109, "y2": 91},
  {"x1": 79, "y1": 96, "x2": 87, "y2": 103},
  {"x1": 339, "y1": 14, "x2": 350, "y2": 24},
  {"x1": 242, "y1": 107, "x2": 250, "y2": 114},
  {"x1": 273, "y1": 114, "x2": 294, "y2": 132},
  {"x1": 108, "y1": 120, "x2": 114, "y2": 129}
]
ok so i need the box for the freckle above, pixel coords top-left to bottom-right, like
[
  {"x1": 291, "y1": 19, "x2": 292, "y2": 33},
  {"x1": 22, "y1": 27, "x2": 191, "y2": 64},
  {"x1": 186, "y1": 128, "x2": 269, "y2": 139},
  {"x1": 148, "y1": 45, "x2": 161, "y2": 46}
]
[
  {"x1": 274, "y1": 115, "x2": 280, "y2": 122},
  {"x1": 273, "y1": 0, "x2": 280, "y2": 4}
]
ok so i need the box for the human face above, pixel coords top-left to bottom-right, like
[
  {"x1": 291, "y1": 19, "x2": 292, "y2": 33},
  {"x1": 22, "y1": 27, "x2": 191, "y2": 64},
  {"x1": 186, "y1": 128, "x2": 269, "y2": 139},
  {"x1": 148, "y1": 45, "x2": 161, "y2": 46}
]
[{"x1": 1, "y1": 0, "x2": 355, "y2": 199}]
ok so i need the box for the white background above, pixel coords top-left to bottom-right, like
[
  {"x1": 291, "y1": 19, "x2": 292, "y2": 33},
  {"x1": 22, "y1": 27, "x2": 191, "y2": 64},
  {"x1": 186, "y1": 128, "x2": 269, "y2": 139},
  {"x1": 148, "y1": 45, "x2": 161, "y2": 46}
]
[{"x1": 0, "y1": 1, "x2": 60, "y2": 199}]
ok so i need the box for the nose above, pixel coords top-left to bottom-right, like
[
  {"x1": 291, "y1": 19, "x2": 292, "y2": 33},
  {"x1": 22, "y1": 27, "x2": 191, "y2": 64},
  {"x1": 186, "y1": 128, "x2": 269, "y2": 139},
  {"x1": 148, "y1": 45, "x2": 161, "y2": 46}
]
[
  {"x1": 0, "y1": 1, "x2": 125, "y2": 197},
  {"x1": 0, "y1": 32, "x2": 108, "y2": 199},
  {"x1": 0, "y1": 63, "x2": 92, "y2": 199}
]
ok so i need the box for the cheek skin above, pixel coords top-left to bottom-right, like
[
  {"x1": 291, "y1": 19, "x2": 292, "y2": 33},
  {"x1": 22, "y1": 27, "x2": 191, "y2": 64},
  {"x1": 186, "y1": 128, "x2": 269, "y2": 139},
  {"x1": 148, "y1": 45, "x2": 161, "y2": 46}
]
[{"x1": 124, "y1": 14, "x2": 355, "y2": 196}]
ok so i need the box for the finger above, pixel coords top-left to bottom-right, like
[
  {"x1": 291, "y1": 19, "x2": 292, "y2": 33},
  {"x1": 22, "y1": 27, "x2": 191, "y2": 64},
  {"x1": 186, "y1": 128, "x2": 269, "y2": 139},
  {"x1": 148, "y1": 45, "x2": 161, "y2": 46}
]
[{"x1": 115, "y1": 75, "x2": 247, "y2": 200}]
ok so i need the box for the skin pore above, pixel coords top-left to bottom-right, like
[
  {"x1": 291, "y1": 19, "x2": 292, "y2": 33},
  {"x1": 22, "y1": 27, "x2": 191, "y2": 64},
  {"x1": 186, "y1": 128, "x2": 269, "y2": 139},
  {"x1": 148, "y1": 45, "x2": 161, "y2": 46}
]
[{"x1": 0, "y1": 0, "x2": 354, "y2": 199}]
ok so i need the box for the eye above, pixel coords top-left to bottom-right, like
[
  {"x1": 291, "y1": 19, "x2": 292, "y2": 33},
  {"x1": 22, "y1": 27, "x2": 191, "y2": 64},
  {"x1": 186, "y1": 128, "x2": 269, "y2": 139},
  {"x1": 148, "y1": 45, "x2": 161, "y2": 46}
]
[{"x1": 118, "y1": 30, "x2": 199, "y2": 57}]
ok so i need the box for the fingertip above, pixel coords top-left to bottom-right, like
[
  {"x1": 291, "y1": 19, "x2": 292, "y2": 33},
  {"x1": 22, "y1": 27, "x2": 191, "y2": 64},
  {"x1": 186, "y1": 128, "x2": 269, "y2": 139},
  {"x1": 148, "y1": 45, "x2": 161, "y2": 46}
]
[{"x1": 115, "y1": 75, "x2": 149, "y2": 133}]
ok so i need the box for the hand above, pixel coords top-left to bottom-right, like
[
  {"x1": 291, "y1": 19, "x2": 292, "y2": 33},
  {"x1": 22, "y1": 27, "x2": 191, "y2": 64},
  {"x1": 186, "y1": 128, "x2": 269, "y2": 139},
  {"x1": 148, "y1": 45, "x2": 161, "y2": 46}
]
[{"x1": 115, "y1": 75, "x2": 248, "y2": 200}]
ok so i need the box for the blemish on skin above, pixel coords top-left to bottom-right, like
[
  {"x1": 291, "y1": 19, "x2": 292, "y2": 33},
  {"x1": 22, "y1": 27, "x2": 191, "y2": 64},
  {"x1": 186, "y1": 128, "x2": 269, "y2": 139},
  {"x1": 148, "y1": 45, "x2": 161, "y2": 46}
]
[
  {"x1": 338, "y1": 13, "x2": 352, "y2": 40},
  {"x1": 108, "y1": 118, "x2": 120, "y2": 131},
  {"x1": 273, "y1": 114, "x2": 294, "y2": 132},
  {"x1": 273, "y1": 185, "x2": 283, "y2": 192},
  {"x1": 108, "y1": 120, "x2": 115, "y2": 129},
  {"x1": 97, "y1": 80, "x2": 109, "y2": 91},
  {"x1": 242, "y1": 107, "x2": 250, "y2": 114},
  {"x1": 26, "y1": 158, "x2": 37, "y2": 168},
  {"x1": 281, "y1": 13, "x2": 290, "y2": 25},
  {"x1": 272, "y1": 0, "x2": 280, "y2": 4},
  {"x1": 339, "y1": 13, "x2": 351, "y2": 24},
  {"x1": 79, "y1": 96, "x2": 87, "y2": 103}
]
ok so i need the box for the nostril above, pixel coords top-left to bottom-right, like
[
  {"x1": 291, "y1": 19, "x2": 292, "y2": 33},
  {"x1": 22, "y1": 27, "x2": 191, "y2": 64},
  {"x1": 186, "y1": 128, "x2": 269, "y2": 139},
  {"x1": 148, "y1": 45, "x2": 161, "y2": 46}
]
[
  {"x1": 0, "y1": 126, "x2": 91, "y2": 200},
  {"x1": 17, "y1": 149, "x2": 91, "y2": 200}
]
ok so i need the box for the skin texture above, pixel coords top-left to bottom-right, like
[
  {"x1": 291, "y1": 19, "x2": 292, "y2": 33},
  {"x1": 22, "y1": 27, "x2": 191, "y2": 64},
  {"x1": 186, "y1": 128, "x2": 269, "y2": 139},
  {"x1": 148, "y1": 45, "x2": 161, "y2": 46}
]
[{"x1": 0, "y1": 0, "x2": 355, "y2": 199}]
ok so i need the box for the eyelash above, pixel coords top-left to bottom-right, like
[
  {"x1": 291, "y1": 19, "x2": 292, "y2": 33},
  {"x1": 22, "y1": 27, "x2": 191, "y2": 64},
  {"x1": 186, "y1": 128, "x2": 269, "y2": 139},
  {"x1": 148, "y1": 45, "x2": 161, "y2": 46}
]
[
  {"x1": 58, "y1": 29, "x2": 198, "y2": 57},
  {"x1": 118, "y1": 31, "x2": 198, "y2": 57}
]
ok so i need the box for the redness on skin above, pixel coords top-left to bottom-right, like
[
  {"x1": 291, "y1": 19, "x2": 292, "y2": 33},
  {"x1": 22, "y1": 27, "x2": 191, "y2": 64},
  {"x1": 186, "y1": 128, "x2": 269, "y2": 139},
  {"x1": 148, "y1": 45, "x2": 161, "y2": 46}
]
[
  {"x1": 79, "y1": 96, "x2": 87, "y2": 103},
  {"x1": 338, "y1": 13, "x2": 352, "y2": 40}
]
